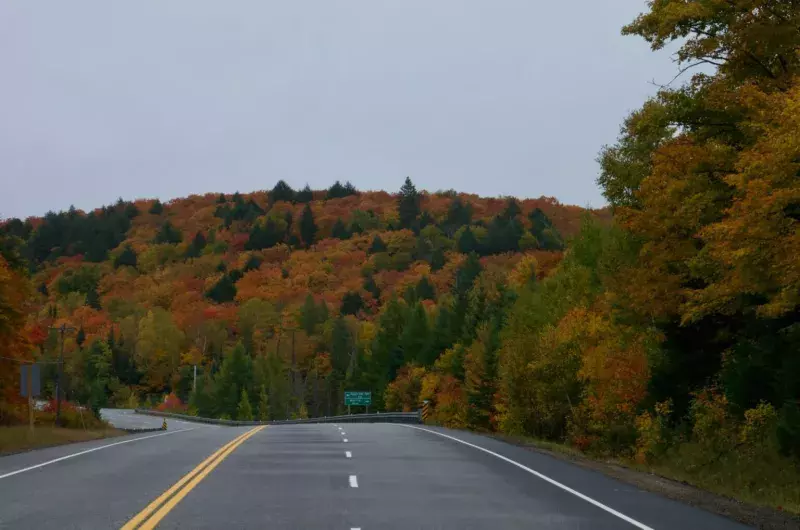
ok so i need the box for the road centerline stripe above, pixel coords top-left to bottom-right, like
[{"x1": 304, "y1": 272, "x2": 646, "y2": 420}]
[
  {"x1": 399, "y1": 425, "x2": 653, "y2": 530},
  {"x1": 345, "y1": 451, "x2": 352, "y2": 458},
  {"x1": 0, "y1": 428, "x2": 196, "y2": 480},
  {"x1": 120, "y1": 426, "x2": 264, "y2": 530},
  {"x1": 349, "y1": 475, "x2": 358, "y2": 488},
  {"x1": 343, "y1": 438, "x2": 348, "y2": 443}
]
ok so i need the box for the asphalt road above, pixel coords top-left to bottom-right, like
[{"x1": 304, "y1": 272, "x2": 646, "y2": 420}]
[
  {"x1": 0, "y1": 415, "x2": 752, "y2": 529},
  {"x1": 100, "y1": 408, "x2": 197, "y2": 431}
]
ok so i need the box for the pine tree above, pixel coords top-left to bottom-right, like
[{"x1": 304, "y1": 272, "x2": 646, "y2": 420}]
[
  {"x1": 299, "y1": 294, "x2": 319, "y2": 335},
  {"x1": 258, "y1": 385, "x2": 270, "y2": 421},
  {"x1": 415, "y1": 276, "x2": 435, "y2": 301},
  {"x1": 300, "y1": 204, "x2": 317, "y2": 248},
  {"x1": 331, "y1": 218, "x2": 350, "y2": 240},
  {"x1": 340, "y1": 291, "x2": 364, "y2": 316},
  {"x1": 243, "y1": 254, "x2": 263, "y2": 271},
  {"x1": 369, "y1": 235, "x2": 387, "y2": 254},
  {"x1": 76, "y1": 325, "x2": 86, "y2": 348},
  {"x1": 237, "y1": 388, "x2": 253, "y2": 420},
  {"x1": 270, "y1": 180, "x2": 296, "y2": 203},
  {"x1": 430, "y1": 247, "x2": 446, "y2": 271},
  {"x1": 399, "y1": 302, "x2": 430, "y2": 365},
  {"x1": 330, "y1": 316, "x2": 352, "y2": 374},
  {"x1": 397, "y1": 177, "x2": 421, "y2": 230},
  {"x1": 154, "y1": 221, "x2": 182, "y2": 244},
  {"x1": 443, "y1": 197, "x2": 472, "y2": 235},
  {"x1": 114, "y1": 244, "x2": 137, "y2": 269},
  {"x1": 418, "y1": 211, "x2": 435, "y2": 232},
  {"x1": 206, "y1": 274, "x2": 237, "y2": 303},
  {"x1": 149, "y1": 200, "x2": 164, "y2": 215},
  {"x1": 185, "y1": 232, "x2": 207, "y2": 258},
  {"x1": 296, "y1": 184, "x2": 314, "y2": 203},
  {"x1": 457, "y1": 226, "x2": 478, "y2": 254},
  {"x1": 86, "y1": 287, "x2": 102, "y2": 310},
  {"x1": 363, "y1": 275, "x2": 381, "y2": 300}
]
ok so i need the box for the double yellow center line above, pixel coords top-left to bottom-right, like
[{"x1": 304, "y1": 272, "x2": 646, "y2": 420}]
[{"x1": 121, "y1": 426, "x2": 265, "y2": 530}]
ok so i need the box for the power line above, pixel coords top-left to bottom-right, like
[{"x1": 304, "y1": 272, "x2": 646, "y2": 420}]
[{"x1": 0, "y1": 355, "x2": 61, "y2": 365}]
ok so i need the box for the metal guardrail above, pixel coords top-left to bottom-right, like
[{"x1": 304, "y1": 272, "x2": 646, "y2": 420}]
[{"x1": 134, "y1": 409, "x2": 421, "y2": 426}]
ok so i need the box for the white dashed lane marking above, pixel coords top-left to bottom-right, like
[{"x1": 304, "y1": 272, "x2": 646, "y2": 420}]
[{"x1": 349, "y1": 475, "x2": 358, "y2": 488}]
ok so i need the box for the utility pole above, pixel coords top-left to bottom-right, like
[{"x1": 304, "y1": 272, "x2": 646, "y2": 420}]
[{"x1": 50, "y1": 323, "x2": 75, "y2": 427}]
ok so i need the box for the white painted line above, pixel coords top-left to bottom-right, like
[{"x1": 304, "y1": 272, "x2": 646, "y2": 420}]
[
  {"x1": 343, "y1": 438, "x2": 348, "y2": 443},
  {"x1": 340, "y1": 431, "x2": 347, "y2": 436},
  {"x1": 345, "y1": 451, "x2": 352, "y2": 458},
  {"x1": 351, "y1": 528, "x2": 361, "y2": 530},
  {"x1": 349, "y1": 475, "x2": 358, "y2": 488},
  {"x1": 399, "y1": 425, "x2": 653, "y2": 530},
  {"x1": 0, "y1": 428, "x2": 196, "y2": 480}
]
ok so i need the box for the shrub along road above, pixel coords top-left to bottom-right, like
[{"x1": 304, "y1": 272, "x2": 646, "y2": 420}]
[{"x1": 0, "y1": 420, "x2": 750, "y2": 529}]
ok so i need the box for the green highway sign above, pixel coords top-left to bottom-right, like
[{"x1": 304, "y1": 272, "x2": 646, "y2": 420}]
[{"x1": 344, "y1": 391, "x2": 371, "y2": 406}]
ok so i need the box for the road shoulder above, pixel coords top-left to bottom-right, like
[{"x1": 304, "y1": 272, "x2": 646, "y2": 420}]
[{"x1": 486, "y1": 432, "x2": 799, "y2": 530}]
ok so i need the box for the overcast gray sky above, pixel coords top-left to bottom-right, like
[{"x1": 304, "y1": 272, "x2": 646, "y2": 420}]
[{"x1": 0, "y1": 1, "x2": 678, "y2": 219}]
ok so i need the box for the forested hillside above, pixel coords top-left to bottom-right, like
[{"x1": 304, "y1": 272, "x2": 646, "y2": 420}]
[
  {"x1": 2, "y1": 0, "x2": 800, "y2": 513},
  {"x1": 0, "y1": 180, "x2": 587, "y2": 422}
]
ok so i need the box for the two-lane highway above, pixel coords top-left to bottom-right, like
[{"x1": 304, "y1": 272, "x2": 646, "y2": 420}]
[{"x1": 0, "y1": 415, "x2": 751, "y2": 529}]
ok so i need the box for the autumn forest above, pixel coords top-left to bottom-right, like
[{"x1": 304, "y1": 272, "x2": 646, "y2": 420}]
[{"x1": 2, "y1": 0, "x2": 800, "y2": 512}]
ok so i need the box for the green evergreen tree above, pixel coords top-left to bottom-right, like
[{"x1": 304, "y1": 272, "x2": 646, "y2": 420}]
[
  {"x1": 415, "y1": 276, "x2": 435, "y2": 301},
  {"x1": 237, "y1": 388, "x2": 253, "y2": 420},
  {"x1": 397, "y1": 177, "x2": 421, "y2": 230},
  {"x1": 86, "y1": 287, "x2": 102, "y2": 310},
  {"x1": 215, "y1": 342, "x2": 253, "y2": 418},
  {"x1": 206, "y1": 274, "x2": 237, "y2": 303},
  {"x1": 185, "y1": 232, "x2": 207, "y2": 258},
  {"x1": 154, "y1": 221, "x2": 182, "y2": 244},
  {"x1": 331, "y1": 218, "x2": 350, "y2": 240},
  {"x1": 114, "y1": 244, "x2": 138, "y2": 268},
  {"x1": 299, "y1": 294, "x2": 321, "y2": 335},
  {"x1": 330, "y1": 316, "x2": 353, "y2": 375},
  {"x1": 457, "y1": 226, "x2": 478, "y2": 254},
  {"x1": 368, "y1": 235, "x2": 387, "y2": 254},
  {"x1": 399, "y1": 302, "x2": 431, "y2": 364},
  {"x1": 300, "y1": 204, "x2": 317, "y2": 248},
  {"x1": 296, "y1": 184, "x2": 314, "y2": 203},
  {"x1": 258, "y1": 385, "x2": 270, "y2": 421},
  {"x1": 340, "y1": 291, "x2": 364, "y2": 316},
  {"x1": 430, "y1": 247, "x2": 446, "y2": 271},
  {"x1": 443, "y1": 197, "x2": 472, "y2": 236},
  {"x1": 243, "y1": 254, "x2": 263, "y2": 272},
  {"x1": 149, "y1": 200, "x2": 164, "y2": 215},
  {"x1": 76, "y1": 325, "x2": 86, "y2": 348},
  {"x1": 270, "y1": 180, "x2": 296, "y2": 203},
  {"x1": 363, "y1": 275, "x2": 381, "y2": 300}
]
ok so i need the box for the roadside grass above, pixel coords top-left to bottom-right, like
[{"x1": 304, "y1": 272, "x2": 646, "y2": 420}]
[
  {"x1": 0, "y1": 425, "x2": 125, "y2": 455},
  {"x1": 485, "y1": 431, "x2": 800, "y2": 516},
  {"x1": 636, "y1": 444, "x2": 800, "y2": 515}
]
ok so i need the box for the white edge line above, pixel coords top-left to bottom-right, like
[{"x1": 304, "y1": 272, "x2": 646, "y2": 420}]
[
  {"x1": 349, "y1": 475, "x2": 358, "y2": 488},
  {"x1": 0, "y1": 428, "x2": 195, "y2": 480},
  {"x1": 345, "y1": 451, "x2": 352, "y2": 458},
  {"x1": 398, "y1": 425, "x2": 653, "y2": 530}
]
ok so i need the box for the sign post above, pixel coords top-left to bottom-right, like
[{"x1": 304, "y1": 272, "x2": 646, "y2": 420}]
[
  {"x1": 20, "y1": 364, "x2": 41, "y2": 436},
  {"x1": 344, "y1": 391, "x2": 372, "y2": 414}
]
